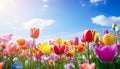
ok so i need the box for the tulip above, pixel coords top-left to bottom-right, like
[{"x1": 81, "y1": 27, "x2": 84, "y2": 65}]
[
  {"x1": 41, "y1": 55, "x2": 49, "y2": 63},
  {"x1": 38, "y1": 42, "x2": 52, "y2": 54},
  {"x1": 79, "y1": 62, "x2": 95, "y2": 69},
  {"x1": 3, "y1": 43, "x2": 19, "y2": 55},
  {"x1": 69, "y1": 40, "x2": 73, "y2": 45},
  {"x1": 103, "y1": 30, "x2": 109, "y2": 35},
  {"x1": 55, "y1": 38, "x2": 64, "y2": 45},
  {"x1": 30, "y1": 27, "x2": 39, "y2": 39},
  {"x1": 103, "y1": 33, "x2": 115, "y2": 45},
  {"x1": 26, "y1": 40, "x2": 36, "y2": 48},
  {"x1": 64, "y1": 63, "x2": 75, "y2": 69},
  {"x1": 54, "y1": 45, "x2": 65, "y2": 55},
  {"x1": 70, "y1": 57, "x2": 76, "y2": 63},
  {"x1": 112, "y1": 23, "x2": 117, "y2": 30},
  {"x1": 84, "y1": 30, "x2": 94, "y2": 42},
  {"x1": 0, "y1": 62, "x2": 4, "y2": 69},
  {"x1": 75, "y1": 43, "x2": 84, "y2": 53},
  {"x1": 95, "y1": 44, "x2": 117, "y2": 62},
  {"x1": 16, "y1": 38, "x2": 26, "y2": 50},
  {"x1": 66, "y1": 49, "x2": 75, "y2": 57},
  {"x1": 73, "y1": 37, "x2": 79, "y2": 45},
  {"x1": 50, "y1": 54, "x2": 59, "y2": 61},
  {"x1": 0, "y1": 34, "x2": 13, "y2": 42},
  {"x1": 81, "y1": 34, "x2": 85, "y2": 42}
]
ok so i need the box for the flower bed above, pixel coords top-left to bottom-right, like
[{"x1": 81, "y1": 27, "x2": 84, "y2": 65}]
[{"x1": 0, "y1": 23, "x2": 120, "y2": 69}]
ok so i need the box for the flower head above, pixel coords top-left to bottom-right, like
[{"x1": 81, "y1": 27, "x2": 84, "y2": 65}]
[
  {"x1": 30, "y1": 27, "x2": 40, "y2": 39},
  {"x1": 54, "y1": 45, "x2": 65, "y2": 55},
  {"x1": 73, "y1": 37, "x2": 79, "y2": 45},
  {"x1": 50, "y1": 54, "x2": 59, "y2": 61},
  {"x1": 49, "y1": 60, "x2": 55, "y2": 66},
  {"x1": 103, "y1": 33, "x2": 115, "y2": 45},
  {"x1": 0, "y1": 62, "x2": 4, "y2": 69},
  {"x1": 38, "y1": 42, "x2": 52, "y2": 54},
  {"x1": 95, "y1": 44, "x2": 117, "y2": 62},
  {"x1": 64, "y1": 63, "x2": 75, "y2": 69},
  {"x1": 79, "y1": 61, "x2": 95, "y2": 69}
]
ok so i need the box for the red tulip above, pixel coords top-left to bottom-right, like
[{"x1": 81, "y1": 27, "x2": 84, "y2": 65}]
[
  {"x1": 54, "y1": 45, "x2": 65, "y2": 55},
  {"x1": 84, "y1": 30, "x2": 94, "y2": 42},
  {"x1": 0, "y1": 62, "x2": 4, "y2": 69},
  {"x1": 30, "y1": 27, "x2": 40, "y2": 39}
]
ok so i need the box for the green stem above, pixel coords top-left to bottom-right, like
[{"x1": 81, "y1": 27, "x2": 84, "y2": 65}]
[
  {"x1": 112, "y1": 61, "x2": 116, "y2": 69},
  {"x1": 106, "y1": 63, "x2": 109, "y2": 69},
  {"x1": 87, "y1": 42, "x2": 90, "y2": 61}
]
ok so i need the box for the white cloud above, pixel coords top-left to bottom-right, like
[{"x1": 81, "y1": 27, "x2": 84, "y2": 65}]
[
  {"x1": 91, "y1": 15, "x2": 120, "y2": 26},
  {"x1": 90, "y1": 0, "x2": 102, "y2": 4},
  {"x1": 24, "y1": 18, "x2": 55, "y2": 30},
  {"x1": 43, "y1": 4, "x2": 48, "y2": 8},
  {"x1": 90, "y1": 0, "x2": 105, "y2": 5}
]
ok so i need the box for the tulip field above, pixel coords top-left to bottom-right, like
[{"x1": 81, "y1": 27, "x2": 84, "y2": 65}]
[{"x1": 0, "y1": 23, "x2": 120, "y2": 69}]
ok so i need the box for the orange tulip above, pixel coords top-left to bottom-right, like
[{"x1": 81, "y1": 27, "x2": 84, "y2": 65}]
[
  {"x1": 76, "y1": 43, "x2": 84, "y2": 53},
  {"x1": 30, "y1": 27, "x2": 40, "y2": 39},
  {"x1": 0, "y1": 62, "x2": 4, "y2": 69},
  {"x1": 16, "y1": 38, "x2": 27, "y2": 50}
]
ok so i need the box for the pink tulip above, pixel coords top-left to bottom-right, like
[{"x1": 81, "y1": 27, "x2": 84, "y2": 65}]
[
  {"x1": 0, "y1": 34, "x2": 13, "y2": 42},
  {"x1": 0, "y1": 62, "x2": 4, "y2": 69},
  {"x1": 73, "y1": 37, "x2": 79, "y2": 45},
  {"x1": 79, "y1": 62, "x2": 96, "y2": 69},
  {"x1": 103, "y1": 30, "x2": 109, "y2": 35},
  {"x1": 3, "y1": 43, "x2": 19, "y2": 55},
  {"x1": 81, "y1": 34, "x2": 85, "y2": 42}
]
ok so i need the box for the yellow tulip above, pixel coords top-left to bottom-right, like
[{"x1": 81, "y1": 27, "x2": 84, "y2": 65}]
[
  {"x1": 38, "y1": 42, "x2": 52, "y2": 54},
  {"x1": 69, "y1": 49, "x2": 75, "y2": 55},
  {"x1": 55, "y1": 38, "x2": 64, "y2": 45},
  {"x1": 103, "y1": 33, "x2": 115, "y2": 45}
]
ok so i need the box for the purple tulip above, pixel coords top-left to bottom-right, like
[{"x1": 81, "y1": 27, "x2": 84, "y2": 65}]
[
  {"x1": 26, "y1": 40, "x2": 36, "y2": 48},
  {"x1": 50, "y1": 54, "x2": 59, "y2": 61},
  {"x1": 103, "y1": 30, "x2": 109, "y2": 35},
  {"x1": 73, "y1": 37, "x2": 79, "y2": 45},
  {"x1": 70, "y1": 57, "x2": 76, "y2": 63},
  {"x1": 95, "y1": 44, "x2": 117, "y2": 62}
]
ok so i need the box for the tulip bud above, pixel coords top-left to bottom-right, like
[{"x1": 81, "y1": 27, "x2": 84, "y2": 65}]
[
  {"x1": 103, "y1": 30, "x2": 109, "y2": 35},
  {"x1": 81, "y1": 35, "x2": 85, "y2": 42},
  {"x1": 103, "y1": 33, "x2": 115, "y2": 45},
  {"x1": 112, "y1": 23, "x2": 117, "y2": 30},
  {"x1": 73, "y1": 37, "x2": 79, "y2": 45},
  {"x1": 30, "y1": 27, "x2": 40, "y2": 39}
]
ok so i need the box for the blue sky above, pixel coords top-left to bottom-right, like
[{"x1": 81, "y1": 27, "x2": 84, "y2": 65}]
[{"x1": 0, "y1": 0, "x2": 120, "y2": 42}]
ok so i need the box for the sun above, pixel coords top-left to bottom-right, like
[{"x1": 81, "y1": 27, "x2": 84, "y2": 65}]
[{"x1": 0, "y1": 0, "x2": 14, "y2": 10}]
